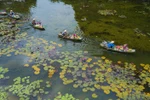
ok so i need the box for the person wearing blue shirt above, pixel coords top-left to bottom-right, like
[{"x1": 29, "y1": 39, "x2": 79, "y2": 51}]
[
  {"x1": 10, "y1": 10, "x2": 14, "y2": 15},
  {"x1": 107, "y1": 41, "x2": 115, "y2": 48}
]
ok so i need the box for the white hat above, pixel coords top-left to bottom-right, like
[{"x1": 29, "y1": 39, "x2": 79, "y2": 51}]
[
  {"x1": 64, "y1": 30, "x2": 67, "y2": 32},
  {"x1": 33, "y1": 18, "x2": 35, "y2": 20},
  {"x1": 10, "y1": 10, "x2": 13, "y2": 11},
  {"x1": 110, "y1": 41, "x2": 114, "y2": 43}
]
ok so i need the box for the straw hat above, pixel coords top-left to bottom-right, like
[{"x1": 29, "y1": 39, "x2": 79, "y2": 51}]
[{"x1": 110, "y1": 41, "x2": 114, "y2": 43}]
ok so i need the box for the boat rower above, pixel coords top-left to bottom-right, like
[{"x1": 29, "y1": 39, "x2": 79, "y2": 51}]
[{"x1": 107, "y1": 41, "x2": 115, "y2": 48}]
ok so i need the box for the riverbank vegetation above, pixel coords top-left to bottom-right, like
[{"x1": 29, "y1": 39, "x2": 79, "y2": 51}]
[{"x1": 62, "y1": 0, "x2": 150, "y2": 51}]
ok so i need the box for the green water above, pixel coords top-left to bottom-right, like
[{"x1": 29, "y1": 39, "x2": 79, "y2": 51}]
[
  {"x1": 1, "y1": 0, "x2": 150, "y2": 64},
  {"x1": 0, "y1": 0, "x2": 150, "y2": 100}
]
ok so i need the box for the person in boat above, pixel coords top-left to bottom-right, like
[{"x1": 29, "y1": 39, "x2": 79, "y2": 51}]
[
  {"x1": 107, "y1": 41, "x2": 115, "y2": 48},
  {"x1": 37, "y1": 21, "x2": 41, "y2": 25},
  {"x1": 123, "y1": 44, "x2": 128, "y2": 51},
  {"x1": 102, "y1": 41, "x2": 107, "y2": 47},
  {"x1": 32, "y1": 18, "x2": 36, "y2": 25},
  {"x1": 73, "y1": 34, "x2": 77, "y2": 39},
  {"x1": 10, "y1": 10, "x2": 14, "y2": 16},
  {"x1": 62, "y1": 30, "x2": 68, "y2": 37}
]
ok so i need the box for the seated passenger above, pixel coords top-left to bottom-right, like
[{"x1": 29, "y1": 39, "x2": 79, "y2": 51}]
[
  {"x1": 10, "y1": 10, "x2": 14, "y2": 15},
  {"x1": 62, "y1": 30, "x2": 68, "y2": 36},
  {"x1": 123, "y1": 44, "x2": 128, "y2": 51},
  {"x1": 107, "y1": 41, "x2": 115, "y2": 48},
  {"x1": 32, "y1": 18, "x2": 36, "y2": 25},
  {"x1": 102, "y1": 41, "x2": 107, "y2": 47},
  {"x1": 73, "y1": 34, "x2": 77, "y2": 39}
]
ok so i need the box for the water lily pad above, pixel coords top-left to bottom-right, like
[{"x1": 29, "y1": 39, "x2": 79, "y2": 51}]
[{"x1": 92, "y1": 93, "x2": 98, "y2": 98}]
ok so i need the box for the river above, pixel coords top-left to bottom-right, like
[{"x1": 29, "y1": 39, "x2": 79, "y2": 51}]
[{"x1": 0, "y1": 0, "x2": 150, "y2": 100}]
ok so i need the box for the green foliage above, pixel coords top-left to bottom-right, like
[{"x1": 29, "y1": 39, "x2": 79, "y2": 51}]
[
  {"x1": 0, "y1": 67, "x2": 9, "y2": 79},
  {"x1": 0, "y1": 18, "x2": 21, "y2": 37},
  {"x1": 6, "y1": 76, "x2": 50, "y2": 100},
  {"x1": 0, "y1": 87, "x2": 8, "y2": 100},
  {"x1": 68, "y1": 0, "x2": 150, "y2": 51},
  {"x1": 54, "y1": 92, "x2": 79, "y2": 100},
  {"x1": 0, "y1": 4, "x2": 150, "y2": 99}
]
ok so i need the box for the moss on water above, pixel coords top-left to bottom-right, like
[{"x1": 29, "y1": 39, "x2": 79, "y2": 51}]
[{"x1": 63, "y1": 0, "x2": 150, "y2": 51}]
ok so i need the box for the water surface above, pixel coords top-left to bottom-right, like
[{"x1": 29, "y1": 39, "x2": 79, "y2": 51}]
[{"x1": 0, "y1": 0, "x2": 150, "y2": 99}]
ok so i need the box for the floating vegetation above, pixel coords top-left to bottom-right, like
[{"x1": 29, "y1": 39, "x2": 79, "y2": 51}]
[
  {"x1": 32, "y1": 65, "x2": 41, "y2": 75},
  {"x1": 57, "y1": 50, "x2": 150, "y2": 99},
  {"x1": 0, "y1": 87, "x2": 7, "y2": 100},
  {"x1": 6, "y1": 76, "x2": 51, "y2": 100},
  {"x1": 118, "y1": 15, "x2": 127, "y2": 19},
  {"x1": 0, "y1": 67, "x2": 9, "y2": 79},
  {"x1": 97, "y1": 10, "x2": 117, "y2": 16},
  {"x1": 0, "y1": 32, "x2": 62, "y2": 76},
  {"x1": 0, "y1": 16, "x2": 24, "y2": 37},
  {"x1": 133, "y1": 28, "x2": 146, "y2": 36},
  {"x1": 24, "y1": 64, "x2": 29, "y2": 67},
  {"x1": 48, "y1": 69, "x2": 56, "y2": 78},
  {"x1": 1, "y1": 31, "x2": 150, "y2": 99},
  {"x1": 92, "y1": 93, "x2": 98, "y2": 98},
  {"x1": 54, "y1": 92, "x2": 79, "y2": 100},
  {"x1": 143, "y1": 2, "x2": 150, "y2": 11},
  {"x1": 81, "y1": 17, "x2": 87, "y2": 21},
  {"x1": 0, "y1": 67, "x2": 9, "y2": 100},
  {"x1": 0, "y1": 18, "x2": 150, "y2": 99}
]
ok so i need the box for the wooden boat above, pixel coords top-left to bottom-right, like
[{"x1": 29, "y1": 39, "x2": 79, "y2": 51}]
[
  {"x1": 58, "y1": 33, "x2": 82, "y2": 42},
  {"x1": 0, "y1": 11, "x2": 7, "y2": 15},
  {"x1": 100, "y1": 41, "x2": 136, "y2": 53},
  {"x1": 8, "y1": 14, "x2": 20, "y2": 19},
  {"x1": 32, "y1": 24, "x2": 45, "y2": 30}
]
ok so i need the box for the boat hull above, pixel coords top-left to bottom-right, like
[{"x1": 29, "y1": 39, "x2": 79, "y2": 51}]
[
  {"x1": 33, "y1": 25, "x2": 45, "y2": 30},
  {"x1": 100, "y1": 42, "x2": 136, "y2": 53},
  {"x1": 8, "y1": 14, "x2": 20, "y2": 19},
  {"x1": 0, "y1": 12, "x2": 7, "y2": 15}
]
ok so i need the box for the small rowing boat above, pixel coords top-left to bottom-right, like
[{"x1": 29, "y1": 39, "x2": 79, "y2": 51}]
[
  {"x1": 8, "y1": 14, "x2": 20, "y2": 19},
  {"x1": 32, "y1": 24, "x2": 45, "y2": 30},
  {"x1": 58, "y1": 33, "x2": 82, "y2": 42},
  {"x1": 100, "y1": 41, "x2": 136, "y2": 53},
  {"x1": 0, "y1": 11, "x2": 7, "y2": 15}
]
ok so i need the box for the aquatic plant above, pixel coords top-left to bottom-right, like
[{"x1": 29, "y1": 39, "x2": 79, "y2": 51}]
[
  {"x1": 143, "y1": 2, "x2": 150, "y2": 11},
  {"x1": 0, "y1": 32, "x2": 62, "y2": 78},
  {"x1": 48, "y1": 69, "x2": 56, "y2": 78},
  {"x1": 92, "y1": 93, "x2": 98, "y2": 98},
  {"x1": 0, "y1": 67, "x2": 9, "y2": 79},
  {"x1": 1, "y1": 34, "x2": 150, "y2": 100},
  {"x1": 6, "y1": 76, "x2": 51, "y2": 100},
  {"x1": 0, "y1": 16, "x2": 150, "y2": 99},
  {"x1": 97, "y1": 10, "x2": 117, "y2": 16},
  {"x1": 1, "y1": 31, "x2": 150, "y2": 99},
  {"x1": 57, "y1": 51, "x2": 150, "y2": 99},
  {"x1": 54, "y1": 92, "x2": 79, "y2": 100},
  {"x1": 0, "y1": 67, "x2": 9, "y2": 100},
  {"x1": 0, "y1": 87, "x2": 8, "y2": 100},
  {"x1": 0, "y1": 17, "x2": 23, "y2": 37}
]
